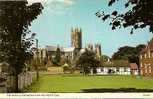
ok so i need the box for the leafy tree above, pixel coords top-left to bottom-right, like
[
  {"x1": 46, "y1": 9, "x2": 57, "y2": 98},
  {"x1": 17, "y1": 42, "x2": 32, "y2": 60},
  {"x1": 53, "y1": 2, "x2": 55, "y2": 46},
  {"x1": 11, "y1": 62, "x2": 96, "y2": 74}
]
[
  {"x1": 0, "y1": 1, "x2": 43, "y2": 92},
  {"x1": 112, "y1": 44, "x2": 145, "y2": 65},
  {"x1": 52, "y1": 47, "x2": 61, "y2": 66},
  {"x1": 76, "y1": 49, "x2": 101, "y2": 75},
  {"x1": 95, "y1": 0, "x2": 153, "y2": 34},
  {"x1": 102, "y1": 55, "x2": 110, "y2": 62}
]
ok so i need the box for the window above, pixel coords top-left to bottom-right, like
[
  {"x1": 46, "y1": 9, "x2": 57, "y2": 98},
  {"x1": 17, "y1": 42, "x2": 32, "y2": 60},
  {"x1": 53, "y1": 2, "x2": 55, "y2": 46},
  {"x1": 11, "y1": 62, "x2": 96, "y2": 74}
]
[
  {"x1": 116, "y1": 68, "x2": 119, "y2": 72},
  {"x1": 145, "y1": 66, "x2": 147, "y2": 74},
  {"x1": 148, "y1": 51, "x2": 151, "y2": 58},
  {"x1": 124, "y1": 68, "x2": 127, "y2": 72},
  {"x1": 140, "y1": 55, "x2": 142, "y2": 59},
  {"x1": 140, "y1": 63, "x2": 143, "y2": 68},
  {"x1": 149, "y1": 66, "x2": 152, "y2": 74},
  {"x1": 101, "y1": 68, "x2": 104, "y2": 72},
  {"x1": 144, "y1": 53, "x2": 147, "y2": 58},
  {"x1": 144, "y1": 64, "x2": 147, "y2": 73}
]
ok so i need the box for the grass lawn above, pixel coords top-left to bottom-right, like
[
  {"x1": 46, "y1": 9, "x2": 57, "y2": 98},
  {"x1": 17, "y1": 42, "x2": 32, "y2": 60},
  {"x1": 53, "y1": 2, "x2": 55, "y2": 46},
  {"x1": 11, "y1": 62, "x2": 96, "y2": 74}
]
[{"x1": 26, "y1": 74, "x2": 153, "y2": 93}]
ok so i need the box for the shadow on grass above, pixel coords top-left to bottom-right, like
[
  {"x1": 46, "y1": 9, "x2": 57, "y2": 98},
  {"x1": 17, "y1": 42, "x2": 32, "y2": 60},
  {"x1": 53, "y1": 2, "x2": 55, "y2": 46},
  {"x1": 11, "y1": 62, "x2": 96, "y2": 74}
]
[{"x1": 82, "y1": 88, "x2": 153, "y2": 93}]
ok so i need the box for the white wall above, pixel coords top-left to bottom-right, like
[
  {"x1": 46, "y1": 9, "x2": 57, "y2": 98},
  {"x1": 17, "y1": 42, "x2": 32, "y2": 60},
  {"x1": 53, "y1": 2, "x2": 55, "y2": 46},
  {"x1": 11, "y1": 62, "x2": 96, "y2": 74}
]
[{"x1": 96, "y1": 67, "x2": 131, "y2": 75}]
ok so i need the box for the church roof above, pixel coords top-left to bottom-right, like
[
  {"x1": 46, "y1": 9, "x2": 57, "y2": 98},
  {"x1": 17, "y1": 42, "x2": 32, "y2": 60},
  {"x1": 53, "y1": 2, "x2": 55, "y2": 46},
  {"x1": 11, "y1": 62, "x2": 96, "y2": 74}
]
[
  {"x1": 63, "y1": 47, "x2": 75, "y2": 52},
  {"x1": 46, "y1": 45, "x2": 75, "y2": 52},
  {"x1": 46, "y1": 46, "x2": 59, "y2": 51}
]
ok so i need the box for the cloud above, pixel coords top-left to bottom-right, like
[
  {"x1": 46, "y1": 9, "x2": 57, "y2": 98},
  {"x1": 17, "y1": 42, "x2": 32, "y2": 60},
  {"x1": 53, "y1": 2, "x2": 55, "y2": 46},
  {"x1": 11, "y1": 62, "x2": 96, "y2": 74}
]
[{"x1": 27, "y1": 0, "x2": 75, "y2": 14}]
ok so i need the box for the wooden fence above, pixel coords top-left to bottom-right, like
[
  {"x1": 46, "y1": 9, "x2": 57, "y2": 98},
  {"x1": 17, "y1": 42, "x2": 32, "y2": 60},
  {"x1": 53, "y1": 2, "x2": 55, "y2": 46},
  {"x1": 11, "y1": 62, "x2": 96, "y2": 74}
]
[
  {"x1": 18, "y1": 72, "x2": 37, "y2": 90},
  {"x1": 0, "y1": 71, "x2": 37, "y2": 93}
]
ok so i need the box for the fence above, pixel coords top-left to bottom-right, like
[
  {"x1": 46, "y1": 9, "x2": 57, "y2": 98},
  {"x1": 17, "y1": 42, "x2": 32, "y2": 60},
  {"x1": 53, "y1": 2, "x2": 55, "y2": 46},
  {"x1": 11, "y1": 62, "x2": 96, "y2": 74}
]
[
  {"x1": 0, "y1": 71, "x2": 37, "y2": 93},
  {"x1": 18, "y1": 72, "x2": 37, "y2": 91}
]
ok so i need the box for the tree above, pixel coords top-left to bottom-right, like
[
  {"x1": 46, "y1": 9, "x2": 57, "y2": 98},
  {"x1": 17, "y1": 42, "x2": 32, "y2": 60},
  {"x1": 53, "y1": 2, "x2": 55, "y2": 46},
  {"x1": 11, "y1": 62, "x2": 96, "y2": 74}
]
[
  {"x1": 102, "y1": 55, "x2": 110, "y2": 62},
  {"x1": 52, "y1": 47, "x2": 61, "y2": 66},
  {"x1": 0, "y1": 1, "x2": 43, "y2": 92},
  {"x1": 76, "y1": 49, "x2": 101, "y2": 75},
  {"x1": 95, "y1": 0, "x2": 153, "y2": 34},
  {"x1": 112, "y1": 44, "x2": 145, "y2": 65}
]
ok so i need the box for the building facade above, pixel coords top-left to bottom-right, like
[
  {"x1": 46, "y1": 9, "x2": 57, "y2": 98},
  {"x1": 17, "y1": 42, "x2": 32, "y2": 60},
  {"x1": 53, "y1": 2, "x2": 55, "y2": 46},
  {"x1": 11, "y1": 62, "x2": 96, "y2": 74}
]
[{"x1": 139, "y1": 38, "x2": 153, "y2": 76}]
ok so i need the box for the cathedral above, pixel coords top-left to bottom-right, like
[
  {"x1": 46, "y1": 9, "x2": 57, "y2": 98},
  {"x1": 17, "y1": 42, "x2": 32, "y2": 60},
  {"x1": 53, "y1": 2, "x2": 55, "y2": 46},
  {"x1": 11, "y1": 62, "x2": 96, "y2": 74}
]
[{"x1": 32, "y1": 27, "x2": 102, "y2": 67}]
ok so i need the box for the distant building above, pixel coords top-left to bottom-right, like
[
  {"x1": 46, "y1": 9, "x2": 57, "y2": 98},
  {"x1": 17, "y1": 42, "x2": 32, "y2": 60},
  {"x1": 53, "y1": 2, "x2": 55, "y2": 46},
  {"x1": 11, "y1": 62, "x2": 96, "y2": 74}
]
[
  {"x1": 91, "y1": 60, "x2": 138, "y2": 75},
  {"x1": 32, "y1": 27, "x2": 102, "y2": 67},
  {"x1": 130, "y1": 63, "x2": 139, "y2": 75},
  {"x1": 95, "y1": 43, "x2": 102, "y2": 60},
  {"x1": 94, "y1": 60, "x2": 131, "y2": 75},
  {"x1": 86, "y1": 43, "x2": 93, "y2": 51},
  {"x1": 71, "y1": 27, "x2": 82, "y2": 49},
  {"x1": 139, "y1": 38, "x2": 153, "y2": 76},
  {"x1": 86, "y1": 43, "x2": 102, "y2": 60}
]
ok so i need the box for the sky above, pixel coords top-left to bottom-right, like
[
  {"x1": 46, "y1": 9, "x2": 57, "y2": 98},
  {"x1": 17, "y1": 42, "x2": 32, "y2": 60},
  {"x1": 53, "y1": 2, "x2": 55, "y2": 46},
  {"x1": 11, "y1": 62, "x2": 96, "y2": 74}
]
[{"x1": 29, "y1": 0, "x2": 153, "y2": 57}]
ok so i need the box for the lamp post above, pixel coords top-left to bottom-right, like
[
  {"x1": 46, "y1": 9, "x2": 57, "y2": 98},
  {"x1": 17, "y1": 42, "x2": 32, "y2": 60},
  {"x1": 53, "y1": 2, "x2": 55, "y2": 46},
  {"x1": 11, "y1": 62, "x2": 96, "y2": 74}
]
[{"x1": 36, "y1": 39, "x2": 39, "y2": 81}]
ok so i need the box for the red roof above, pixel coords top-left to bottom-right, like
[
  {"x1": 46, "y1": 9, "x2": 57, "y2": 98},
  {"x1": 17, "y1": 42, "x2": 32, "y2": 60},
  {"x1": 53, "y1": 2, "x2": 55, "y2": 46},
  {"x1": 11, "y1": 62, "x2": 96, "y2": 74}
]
[{"x1": 130, "y1": 63, "x2": 138, "y2": 70}]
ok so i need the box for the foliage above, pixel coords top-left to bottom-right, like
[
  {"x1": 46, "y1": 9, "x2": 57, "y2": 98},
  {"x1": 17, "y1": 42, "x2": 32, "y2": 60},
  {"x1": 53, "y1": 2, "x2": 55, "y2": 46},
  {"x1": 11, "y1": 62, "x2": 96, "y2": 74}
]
[
  {"x1": 112, "y1": 44, "x2": 146, "y2": 65},
  {"x1": 76, "y1": 49, "x2": 101, "y2": 75},
  {"x1": 95, "y1": 0, "x2": 153, "y2": 34},
  {"x1": 102, "y1": 55, "x2": 110, "y2": 62},
  {"x1": 0, "y1": 1, "x2": 43, "y2": 92},
  {"x1": 52, "y1": 47, "x2": 61, "y2": 66}
]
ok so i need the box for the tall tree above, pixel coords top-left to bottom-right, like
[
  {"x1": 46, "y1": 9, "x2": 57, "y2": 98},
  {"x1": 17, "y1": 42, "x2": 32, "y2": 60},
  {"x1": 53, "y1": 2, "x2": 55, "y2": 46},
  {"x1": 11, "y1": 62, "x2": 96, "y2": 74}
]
[
  {"x1": 95, "y1": 0, "x2": 153, "y2": 34},
  {"x1": 112, "y1": 44, "x2": 146, "y2": 65},
  {"x1": 52, "y1": 47, "x2": 61, "y2": 66},
  {"x1": 76, "y1": 49, "x2": 101, "y2": 75},
  {"x1": 0, "y1": 1, "x2": 43, "y2": 92}
]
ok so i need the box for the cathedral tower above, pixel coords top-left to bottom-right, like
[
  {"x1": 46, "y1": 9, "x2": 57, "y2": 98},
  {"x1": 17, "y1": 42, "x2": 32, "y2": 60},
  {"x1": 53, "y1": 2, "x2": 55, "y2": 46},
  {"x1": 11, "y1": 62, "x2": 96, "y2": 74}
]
[
  {"x1": 95, "y1": 43, "x2": 102, "y2": 59},
  {"x1": 71, "y1": 27, "x2": 82, "y2": 49}
]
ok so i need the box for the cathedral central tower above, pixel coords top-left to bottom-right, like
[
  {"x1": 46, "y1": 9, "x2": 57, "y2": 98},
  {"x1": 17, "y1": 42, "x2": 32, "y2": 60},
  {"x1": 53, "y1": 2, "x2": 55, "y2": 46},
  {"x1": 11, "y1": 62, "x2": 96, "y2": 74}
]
[{"x1": 71, "y1": 27, "x2": 82, "y2": 49}]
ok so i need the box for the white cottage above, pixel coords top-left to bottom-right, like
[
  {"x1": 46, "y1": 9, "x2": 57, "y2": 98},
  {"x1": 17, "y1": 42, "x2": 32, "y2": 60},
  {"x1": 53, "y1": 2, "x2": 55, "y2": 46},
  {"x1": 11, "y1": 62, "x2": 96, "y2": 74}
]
[
  {"x1": 92, "y1": 60, "x2": 131, "y2": 75},
  {"x1": 95, "y1": 66, "x2": 131, "y2": 75}
]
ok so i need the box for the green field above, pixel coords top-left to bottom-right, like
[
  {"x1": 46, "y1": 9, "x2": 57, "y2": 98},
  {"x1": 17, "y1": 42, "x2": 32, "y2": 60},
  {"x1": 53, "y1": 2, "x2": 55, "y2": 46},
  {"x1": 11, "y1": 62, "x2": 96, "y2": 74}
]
[{"x1": 26, "y1": 74, "x2": 153, "y2": 93}]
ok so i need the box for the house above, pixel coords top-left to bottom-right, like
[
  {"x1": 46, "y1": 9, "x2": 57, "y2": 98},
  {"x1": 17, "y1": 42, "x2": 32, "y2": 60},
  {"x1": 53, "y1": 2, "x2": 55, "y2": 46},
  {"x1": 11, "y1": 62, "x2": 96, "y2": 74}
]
[
  {"x1": 130, "y1": 63, "x2": 139, "y2": 75},
  {"x1": 139, "y1": 38, "x2": 153, "y2": 76},
  {"x1": 92, "y1": 60, "x2": 131, "y2": 75}
]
